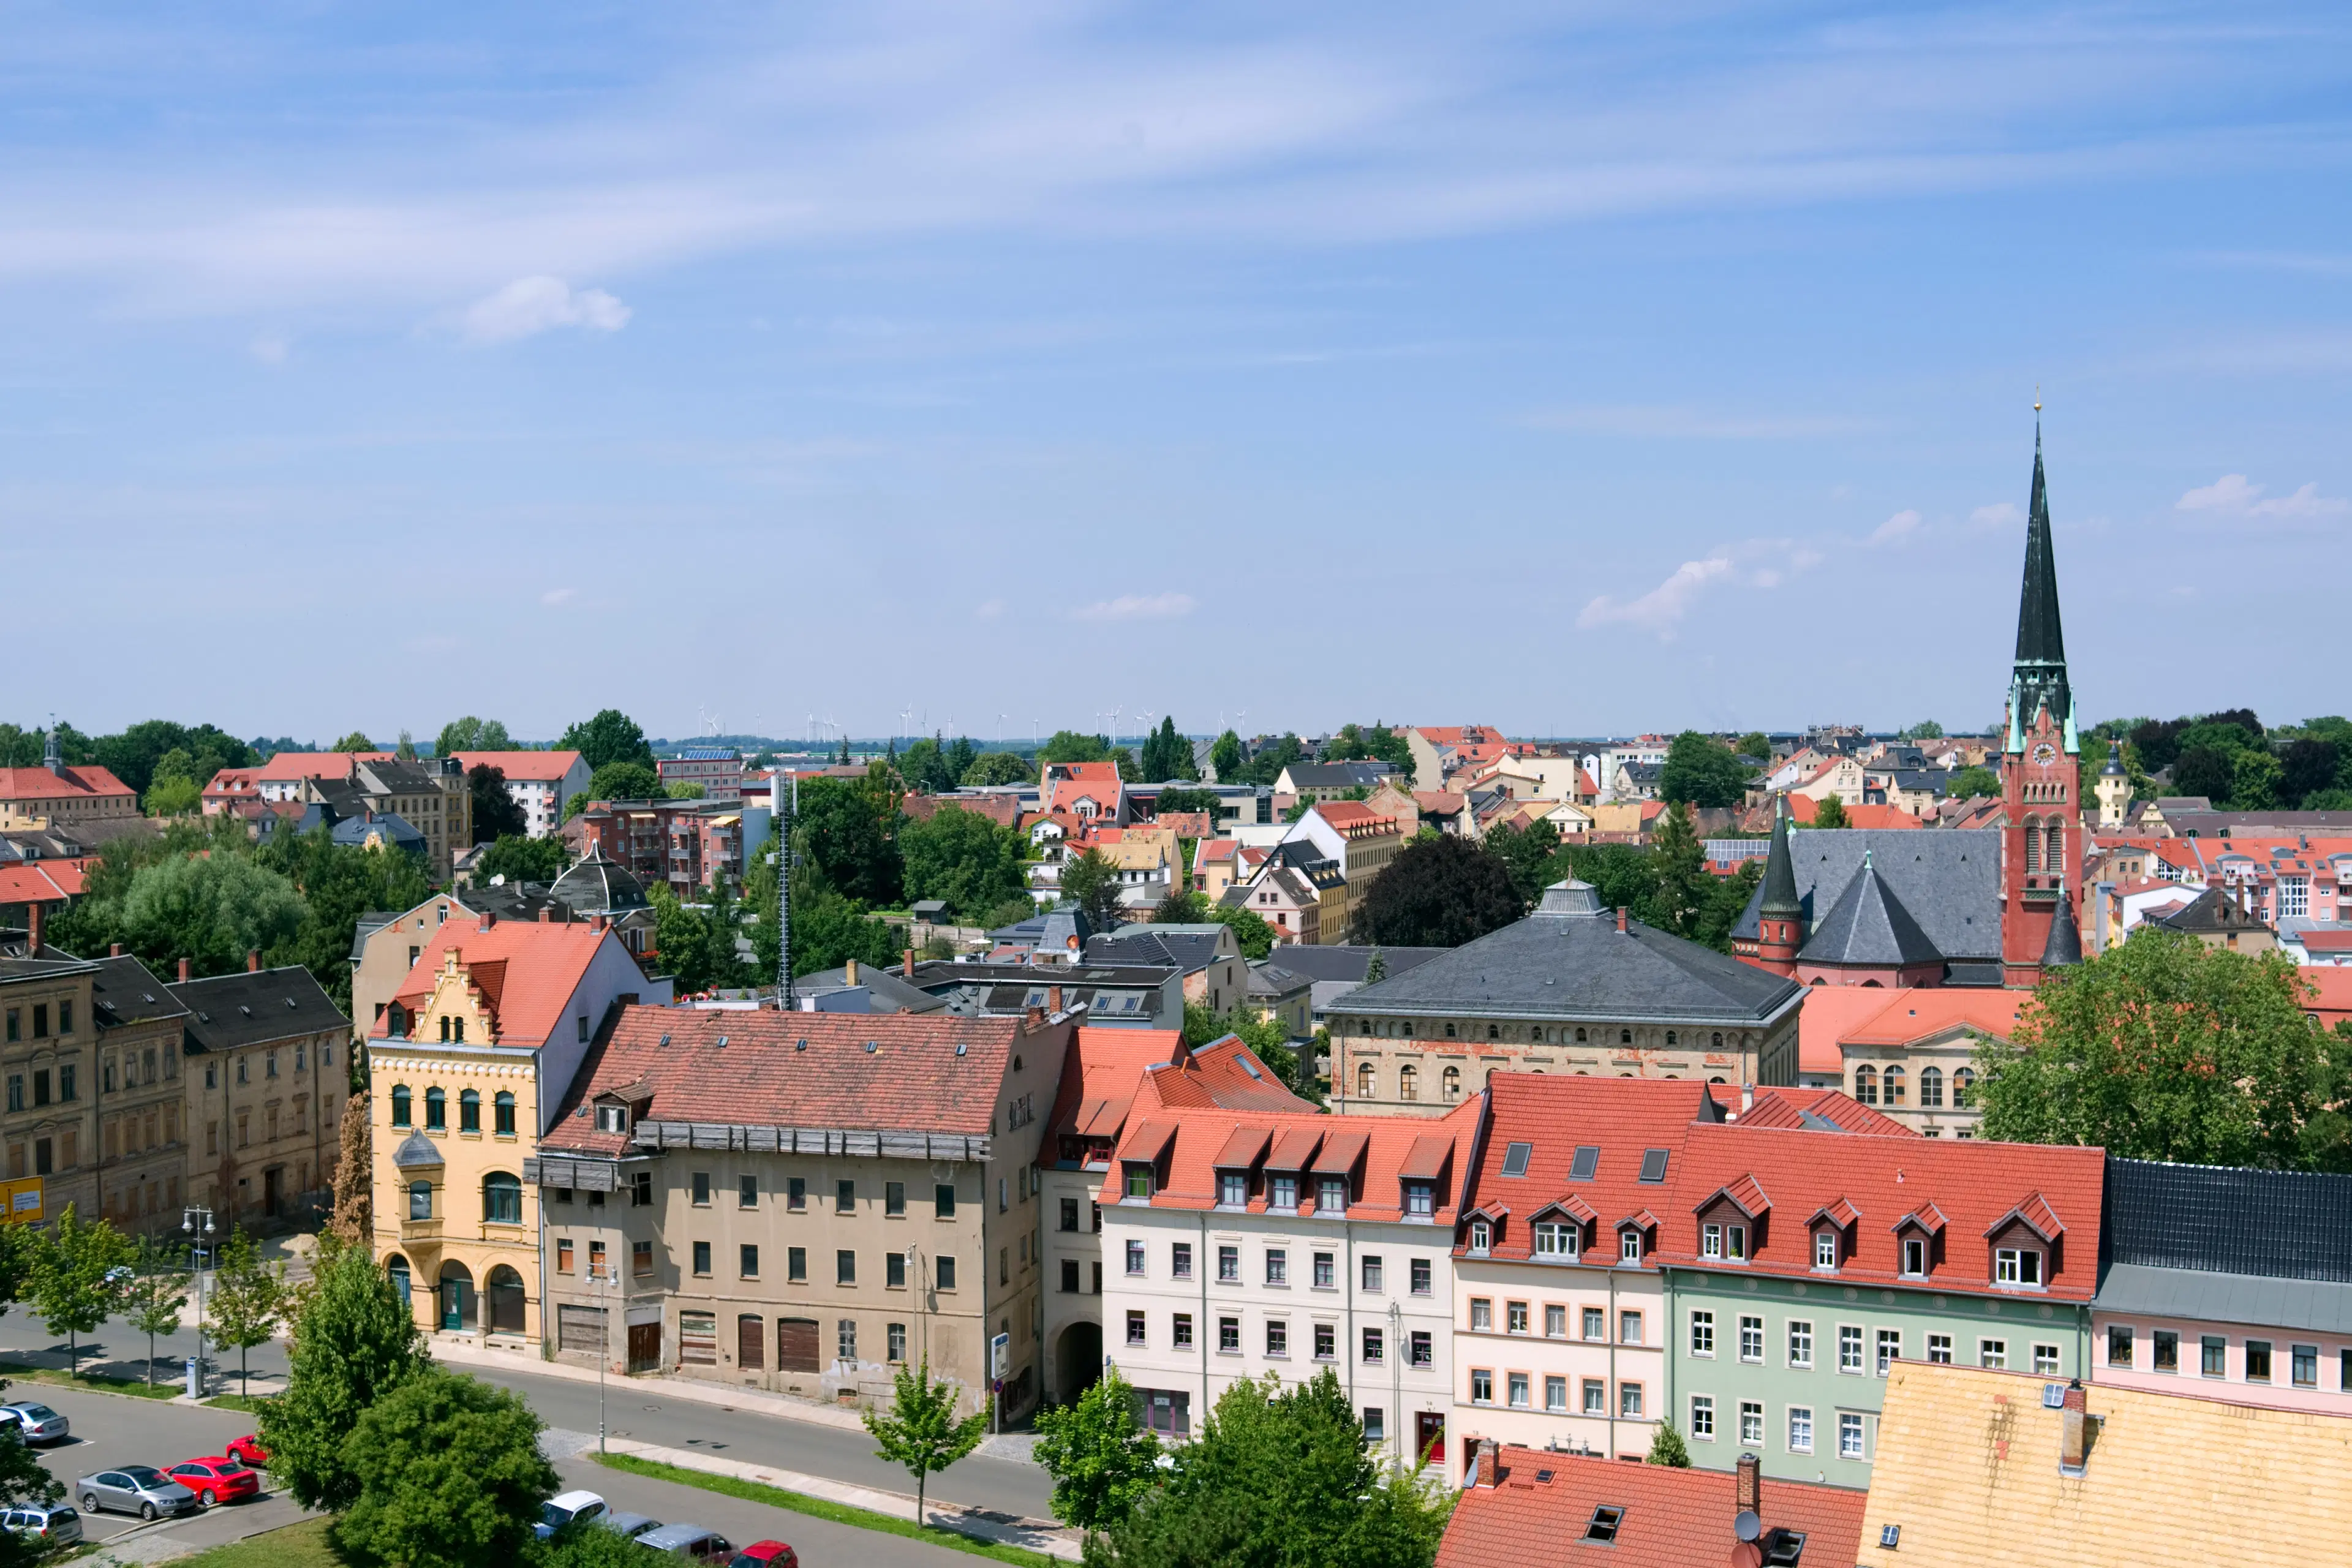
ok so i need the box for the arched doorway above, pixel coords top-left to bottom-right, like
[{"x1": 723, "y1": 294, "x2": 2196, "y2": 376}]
[
  {"x1": 385, "y1": 1253, "x2": 412, "y2": 1316},
  {"x1": 485, "y1": 1266, "x2": 527, "y2": 1335},
  {"x1": 437, "y1": 1262, "x2": 475, "y2": 1333},
  {"x1": 1056, "y1": 1321, "x2": 1103, "y2": 1406}
]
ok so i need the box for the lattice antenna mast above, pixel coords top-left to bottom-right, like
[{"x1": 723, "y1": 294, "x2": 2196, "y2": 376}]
[{"x1": 775, "y1": 767, "x2": 797, "y2": 1011}]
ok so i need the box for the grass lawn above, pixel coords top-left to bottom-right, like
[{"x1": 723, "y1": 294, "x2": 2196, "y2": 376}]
[
  {"x1": 205, "y1": 1393, "x2": 276, "y2": 1416},
  {"x1": 164, "y1": 1518, "x2": 372, "y2": 1568},
  {"x1": 0, "y1": 1357, "x2": 182, "y2": 1401},
  {"x1": 592, "y1": 1453, "x2": 1059, "y2": 1568}
]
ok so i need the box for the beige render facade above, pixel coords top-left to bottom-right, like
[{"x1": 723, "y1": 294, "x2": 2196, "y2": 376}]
[
  {"x1": 373, "y1": 1036, "x2": 542, "y2": 1337},
  {"x1": 170, "y1": 963, "x2": 349, "y2": 1223},
  {"x1": 89, "y1": 955, "x2": 194, "y2": 1231},
  {"x1": 0, "y1": 954, "x2": 101, "y2": 1224}
]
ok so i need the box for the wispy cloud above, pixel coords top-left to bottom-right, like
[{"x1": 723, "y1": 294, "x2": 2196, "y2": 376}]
[
  {"x1": 2177, "y1": 473, "x2": 2348, "y2": 522},
  {"x1": 540, "y1": 587, "x2": 577, "y2": 606},
  {"x1": 1969, "y1": 501, "x2": 2023, "y2": 530},
  {"x1": 1529, "y1": 405, "x2": 1868, "y2": 440},
  {"x1": 461, "y1": 277, "x2": 631, "y2": 345},
  {"x1": 1071, "y1": 592, "x2": 1196, "y2": 623},
  {"x1": 1578, "y1": 555, "x2": 1733, "y2": 637},
  {"x1": 1867, "y1": 508, "x2": 1923, "y2": 546}
]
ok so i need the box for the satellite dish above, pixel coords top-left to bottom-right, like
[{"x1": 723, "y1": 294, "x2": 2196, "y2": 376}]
[{"x1": 1735, "y1": 1510, "x2": 1763, "y2": 1543}]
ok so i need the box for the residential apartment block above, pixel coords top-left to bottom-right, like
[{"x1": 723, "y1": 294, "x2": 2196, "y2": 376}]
[
  {"x1": 0, "y1": 947, "x2": 100, "y2": 1222},
  {"x1": 169, "y1": 960, "x2": 350, "y2": 1223},
  {"x1": 89, "y1": 952, "x2": 194, "y2": 1229},
  {"x1": 450, "y1": 750, "x2": 590, "y2": 838},
  {"x1": 0, "y1": 733, "x2": 139, "y2": 837}
]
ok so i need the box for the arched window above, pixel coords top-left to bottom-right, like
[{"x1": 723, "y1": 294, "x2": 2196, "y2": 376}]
[
  {"x1": 438, "y1": 1016, "x2": 451, "y2": 1042},
  {"x1": 1712, "y1": 1032, "x2": 1723, "y2": 1049},
  {"x1": 1398, "y1": 1065, "x2": 1419, "y2": 1102},
  {"x1": 424, "y1": 1087, "x2": 447, "y2": 1131},
  {"x1": 1575, "y1": 1027, "x2": 1588, "y2": 1042},
  {"x1": 2024, "y1": 816, "x2": 2042, "y2": 872},
  {"x1": 1665, "y1": 1031, "x2": 1678, "y2": 1046},
  {"x1": 1620, "y1": 1028, "x2": 1633, "y2": 1045},
  {"x1": 1855, "y1": 1066, "x2": 1879, "y2": 1106},
  {"x1": 451, "y1": 1017, "x2": 464, "y2": 1043},
  {"x1": 2045, "y1": 822, "x2": 2064, "y2": 876},
  {"x1": 1919, "y1": 1067, "x2": 1944, "y2": 1108},
  {"x1": 483, "y1": 1172, "x2": 523, "y2": 1225},
  {"x1": 1952, "y1": 1067, "x2": 1976, "y2": 1109},
  {"x1": 1488, "y1": 1024, "x2": 1500, "y2": 1041},
  {"x1": 494, "y1": 1091, "x2": 517, "y2": 1136},
  {"x1": 1446, "y1": 1023, "x2": 1457, "y2": 1039},
  {"x1": 385, "y1": 1253, "x2": 412, "y2": 1300},
  {"x1": 459, "y1": 1090, "x2": 481, "y2": 1133},
  {"x1": 408, "y1": 1180, "x2": 432, "y2": 1221},
  {"x1": 1442, "y1": 1066, "x2": 1462, "y2": 1102},
  {"x1": 1882, "y1": 1066, "x2": 1905, "y2": 1106},
  {"x1": 390, "y1": 1085, "x2": 412, "y2": 1128},
  {"x1": 1357, "y1": 1061, "x2": 1376, "y2": 1099}
]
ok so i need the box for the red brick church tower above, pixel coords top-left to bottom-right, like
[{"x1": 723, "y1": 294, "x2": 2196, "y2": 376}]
[{"x1": 2000, "y1": 413, "x2": 2086, "y2": 986}]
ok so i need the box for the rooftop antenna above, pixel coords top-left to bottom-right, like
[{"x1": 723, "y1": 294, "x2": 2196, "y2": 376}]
[{"x1": 776, "y1": 767, "x2": 799, "y2": 1011}]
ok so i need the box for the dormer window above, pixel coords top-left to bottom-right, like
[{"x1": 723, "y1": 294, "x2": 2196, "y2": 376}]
[
  {"x1": 1403, "y1": 1180, "x2": 1434, "y2": 1219},
  {"x1": 1996, "y1": 1247, "x2": 2044, "y2": 1288},
  {"x1": 595, "y1": 1104, "x2": 629, "y2": 1134},
  {"x1": 1813, "y1": 1231, "x2": 1838, "y2": 1271},
  {"x1": 1125, "y1": 1166, "x2": 1155, "y2": 1200},
  {"x1": 1703, "y1": 1223, "x2": 1748, "y2": 1262},
  {"x1": 1268, "y1": 1175, "x2": 1298, "y2": 1212},
  {"x1": 1469, "y1": 1219, "x2": 1491, "y2": 1254},
  {"x1": 1218, "y1": 1172, "x2": 1248, "y2": 1208},
  {"x1": 1901, "y1": 1238, "x2": 1928, "y2": 1277},
  {"x1": 1620, "y1": 1229, "x2": 1642, "y2": 1264},
  {"x1": 1317, "y1": 1176, "x2": 1347, "y2": 1213},
  {"x1": 1533, "y1": 1221, "x2": 1578, "y2": 1260}
]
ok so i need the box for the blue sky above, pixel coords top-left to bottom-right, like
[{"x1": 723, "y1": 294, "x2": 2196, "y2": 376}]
[{"x1": 6, "y1": 2, "x2": 2348, "y2": 745}]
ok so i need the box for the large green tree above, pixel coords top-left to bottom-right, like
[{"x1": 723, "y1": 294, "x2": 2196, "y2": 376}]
[
  {"x1": 29, "y1": 1207, "x2": 133, "y2": 1379},
  {"x1": 1041, "y1": 730, "x2": 1112, "y2": 765},
  {"x1": 1322, "y1": 722, "x2": 1414, "y2": 774},
  {"x1": 1060, "y1": 848, "x2": 1127, "y2": 933},
  {"x1": 902, "y1": 807, "x2": 1027, "y2": 920},
  {"x1": 557, "y1": 710, "x2": 655, "y2": 772},
  {"x1": 1035, "y1": 1368, "x2": 1161, "y2": 1534},
  {"x1": 467, "y1": 765, "x2": 527, "y2": 842},
  {"x1": 434, "y1": 717, "x2": 514, "y2": 756},
  {"x1": 1483, "y1": 818, "x2": 1563, "y2": 905},
  {"x1": 2171, "y1": 745, "x2": 2236, "y2": 803},
  {"x1": 475, "y1": 834, "x2": 568, "y2": 886},
  {"x1": 1205, "y1": 903, "x2": 1276, "y2": 962},
  {"x1": 1945, "y1": 765, "x2": 2002, "y2": 799},
  {"x1": 205, "y1": 1226, "x2": 290, "y2": 1399},
  {"x1": 961, "y1": 751, "x2": 1035, "y2": 788},
  {"x1": 1659, "y1": 731, "x2": 1751, "y2": 808},
  {"x1": 582, "y1": 760, "x2": 660, "y2": 803},
  {"x1": 795, "y1": 766, "x2": 905, "y2": 906},
  {"x1": 255, "y1": 825, "x2": 435, "y2": 1005},
  {"x1": 1137, "y1": 718, "x2": 1199, "y2": 783},
  {"x1": 117, "y1": 853, "x2": 306, "y2": 978},
  {"x1": 1978, "y1": 929, "x2": 2352, "y2": 1170},
  {"x1": 1645, "y1": 802, "x2": 1714, "y2": 939},
  {"x1": 341, "y1": 1368, "x2": 560, "y2": 1568},
  {"x1": 260, "y1": 1241, "x2": 432, "y2": 1512},
  {"x1": 1208, "y1": 730, "x2": 1244, "y2": 782},
  {"x1": 1810, "y1": 794, "x2": 1851, "y2": 829},
  {"x1": 89, "y1": 720, "x2": 257, "y2": 797},
  {"x1": 1085, "y1": 1370, "x2": 1450, "y2": 1568},
  {"x1": 1354, "y1": 835, "x2": 1523, "y2": 948}
]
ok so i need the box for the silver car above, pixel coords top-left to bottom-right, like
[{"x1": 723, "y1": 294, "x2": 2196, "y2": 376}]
[
  {"x1": 636, "y1": 1523, "x2": 736, "y2": 1562},
  {"x1": 76, "y1": 1466, "x2": 199, "y2": 1521},
  {"x1": 0, "y1": 1403, "x2": 70, "y2": 1444},
  {"x1": 2, "y1": 1503, "x2": 82, "y2": 1547}
]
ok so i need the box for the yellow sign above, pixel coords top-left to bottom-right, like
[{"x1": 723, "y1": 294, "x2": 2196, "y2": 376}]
[{"x1": 1, "y1": 1178, "x2": 43, "y2": 1225}]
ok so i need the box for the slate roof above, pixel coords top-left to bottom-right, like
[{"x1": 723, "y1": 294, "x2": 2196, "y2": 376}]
[
  {"x1": 549, "y1": 843, "x2": 649, "y2": 914},
  {"x1": 793, "y1": 962, "x2": 944, "y2": 1014},
  {"x1": 1437, "y1": 1446, "x2": 1865, "y2": 1568},
  {"x1": 2103, "y1": 1156, "x2": 2352, "y2": 1283},
  {"x1": 86, "y1": 955, "x2": 189, "y2": 1030},
  {"x1": 1801, "y1": 853, "x2": 1943, "y2": 967},
  {"x1": 1083, "y1": 929, "x2": 1228, "y2": 974},
  {"x1": 168, "y1": 967, "x2": 348, "y2": 1052},
  {"x1": 2155, "y1": 885, "x2": 2269, "y2": 935},
  {"x1": 1732, "y1": 827, "x2": 2002, "y2": 962},
  {"x1": 392, "y1": 1131, "x2": 445, "y2": 1168},
  {"x1": 1282, "y1": 761, "x2": 1392, "y2": 790},
  {"x1": 1247, "y1": 944, "x2": 1446, "y2": 985},
  {"x1": 1341, "y1": 880, "x2": 1801, "y2": 1027}
]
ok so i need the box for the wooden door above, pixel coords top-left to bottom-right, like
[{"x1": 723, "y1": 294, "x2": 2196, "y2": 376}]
[
  {"x1": 1414, "y1": 1412, "x2": 1445, "y2": 1469},
  {"x1": 777, "y1": 1317, "x2": 820, "y2": 1373},
  {"x1": 626, "y1": 1321, "x2": 662, "y2": 1372},
  {"x1": 737, "y1": 1315, "x2": 764, "y2": 1370}
]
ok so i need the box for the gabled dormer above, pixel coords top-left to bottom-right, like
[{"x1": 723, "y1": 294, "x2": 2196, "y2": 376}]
[
  {"x1": 1983, "y1": 1192, "x2": 2065, "y2": 1291},
  {"x1": 1309, "y1": 1130, "x2": 1367, "y2": 1216},
  {"x1": 1528, "y1": 1195, "x2": 1597, "y2": 1262},
  {"x1": 1891, "y1": 1201, "x2": 1948, "y2": 1279},
  {"x1": 1807, "y1": 1197, "x2": 1861, "y2": 1272},
  {"x1": 1617, "y1": 1209, "x2": 1660, "y2": 1265},
  {"x1": 1119, "y1": 1119, "x2": 1178, "y2": 1202},
  {"x1": 590, "y1": 1076, "x2": 653, "y2": 1137},
  {"x1": 1694, "y1": 1174, "x2": 1771, "y2": 1264},
  {"x1": 1461, "y1": 1202, "x2": 1509, "y2": 1257}
]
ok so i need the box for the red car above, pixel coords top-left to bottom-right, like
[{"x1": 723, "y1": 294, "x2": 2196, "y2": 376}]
[
  {"x1": 729, "y1": 1545, "x2": 798, "y2": 1568},
  {"x1": 222, "y1": 1435, "x2": 268, "y2": 1468},
  {"x1": 164, "y1": 1458, "x2": 262, "y2": 1509}
]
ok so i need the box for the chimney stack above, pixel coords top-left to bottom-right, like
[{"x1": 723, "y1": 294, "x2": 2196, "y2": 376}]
[
  {"x1": 1472, "y1": 1436, "x2": 1499, "y2": 1488},
  {"x1": 1616, "y1": 905, "x2": 1629, "y2": 935},
  {"x1": 25, "y1": 902, "x2": 42, "y2": 955},
  {"x1": 846, "y1": 959, "x2": 859, "y2": 985},
  {"x1": 480, "y1": 910, "x2": 497, "y2": 931},
  {"x1": 538, "y1": 905, "x2": 552, "y2": 922},
  {"x1": 903, "y1": 948, "x2": 916, "y2": 978},
  {"x1": 1025, "y1": 1005, "x2": 1045, "y2": 1028},
  {"x1": 109, "y1": 941, "x2": 122, "y2": 958},
  {"x1": 1048, "y1": 985, "x2": 1064, "y2": 1016},
  {"x1": 178, "y1": 957, "x2": 191, "y2": 984},
  {"x1": 1741, "y1": 1081, "x2": 1755, "y2": 1112},
  {"x1": 247, "y1": 948, "x2": 261, "y2": 973},
  {"x1": 2060, "y1": 1379, "x2": 2090, "y2": 1474}
]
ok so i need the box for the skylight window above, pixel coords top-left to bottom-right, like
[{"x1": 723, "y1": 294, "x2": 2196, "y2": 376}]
[
  {"x1": 1638, "y1": 1149, "x2": 1670, "y2": 1184},
  {"x1": 1762, "y1": 1530, "x2": 1807, "y2": 1566},
  {"x1": 1236, "y1": 1055, "x2": 1264, "y2": 1080},
  {"x1": 1501, "y1": 1142, "x2": 1532, "y2": 1177},
  {"x1": 1584, "y1": 1506, "x2": 1624, "y2": 1543},
  {"x1": 1570, "y1": 1145, "x2": 1600, "y2": 1182}
]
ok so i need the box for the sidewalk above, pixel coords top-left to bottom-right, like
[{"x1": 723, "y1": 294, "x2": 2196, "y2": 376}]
[{"x1": 543, "y1": 1428, "x2": 1082, "y2": 1561}]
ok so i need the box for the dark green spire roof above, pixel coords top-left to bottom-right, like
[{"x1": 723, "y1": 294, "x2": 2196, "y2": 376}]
[
  {"x1": 1760, "y1": 794, "x2": 1801, "y2": 918},
  {"x1": 2006, "y1": 419, "x2": 2079, "y2": 755}
]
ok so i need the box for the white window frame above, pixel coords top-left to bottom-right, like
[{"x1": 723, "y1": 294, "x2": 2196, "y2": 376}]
[
  {"x1": 1839, "y1": 1412, "x2": 1865, "y2": 1459},
  {"x1": 1814, "y1": 1231, "x2": 1838, "y2": 1270},
  {"x1": 1690, "y1": 1395, "x2": 1716, "y2": 1440},
  {"x1": 1839, "y1": 1325, "x2": 1864, "y2": 1374},
  {"x1": 1739, "y1": 1401, "x2": 1763, "y2": 1446},
  {"x1": 1691, "y1": 1310, "x2": 1716, "y2": 1357},
  {"x1": 1788, "y1": 1320, "x2": 1814, "y2": 1369},
  {"x1": 1787, "y1": 1406, "x2": 1813, "y2": 1454},
  {"x1": 1739, "y1": 1315, "x2": 1764, "y2": 1363}
]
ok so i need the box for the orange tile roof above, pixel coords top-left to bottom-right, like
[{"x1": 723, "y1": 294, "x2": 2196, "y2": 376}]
[
  {"x1": 254, "y1": 750, "x2": 392, "y2": 782},
  {"x1": 1313, "y1": 800, "x2": 1398, "y2": 831},
  {"x1": 373, "y1": 915, "x2": 614, "y2": 1048},
  {"x1": 1438, "y1": 1446, "x2": 1864, "y2": 1568},
  {"x1": 0, "y1": 860, "x2": 88, "y2": 903},
  {"x1": 1787, "y1": 794, "x2": 1923, "y2": 829},
  {"x1": 1662, "y1": 1123, "x2": 2105, "y2": 1299},
  {"x1": 1795, "y1": 987, "x2": 2024, "y2": 1079},
  {"x1": 2301, "y1": 968, "x2": 2352, "y2": 1026},
  {"x1": 1461, "y1": 1077, "x2": 1719, "y2": 1263},
  {"x1": 0, "y1": 765, "x2": 135, "y2": 802},
  {"x1": 448, "y1": 750, "x2": 584, "y2": 782},
  {"x1": 1734, "y1": 1085, "x2": 1915, "y2": 1136}
]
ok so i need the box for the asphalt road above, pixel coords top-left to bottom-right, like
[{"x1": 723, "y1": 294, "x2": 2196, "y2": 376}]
[
  {"x1": 0, "y1": 1311, "x2": 1056, "y2": 1520},
  {"x1": 0, "y1": 1384, "x2": 1002, "y2": 1566}
]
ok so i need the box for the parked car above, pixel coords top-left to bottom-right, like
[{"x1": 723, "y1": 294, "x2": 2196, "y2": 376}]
[
  {"x1": 75, "y1": 1467, "x2": 199, "y2": 1521},
  {"x1": 2, "y1": 1502, "x2": 83, "y2": 1547},
  {"x1": 730, "y1": 1543, "x2": 799, "y2": 1568},
  {"x1": 167, "y1": 1457, "x2": 263, "y2": 1507},
  {"x1": 223, "y1": 1433, "x2": 268, "y2": 1468},
  {"x1": 0, "y1": 1403, "x2": 70, "y2": 1444},
  {"x1": 536, "y1": 1489, "x2": 608, "y2": 1540},
  {"x1": 636, "y1": 1523, "x2": 736, "y2": 1562},
  {"x1": 599, "y1": 1510, "x2": 664, "y2": 1540}
]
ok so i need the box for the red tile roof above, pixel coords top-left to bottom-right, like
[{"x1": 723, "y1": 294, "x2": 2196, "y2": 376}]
[
  {"x1": 448, "y1": 750, "x2": 584, "y2": 782},
  {"x1": 1436, "y1": 1446, "x2": 1865, "y2": 1568},
  {"x1": 1110, "y1": 1070, "x2": 1480, "y2": 1224},
  {"x1": 0, "y1": 765, "x2": 135, "y2": 802},
  {"x1": 543, "y1": 1006, "x2": 1066, "y2": 1157},
  {"x1": 1458, "y1": 1076, "x2": 1720, "y2": 1265},
  {"x1": 1661, "y1": 1123, "x2": 2105, "y2": 1300},
  {"x1": 1313, "y1": 800, "x2": 1399, "y2": 832},
  {"x1": 0, "y1": 860, "x2": 88, "y2": 903},
  {"x1": 1043, "y1": 1027, "x2": 1308, "y2": 1156},
  {"x1": 1734, "y1": 1086, "x2": 1914, "y2": 1137},
  {"x1": 1788, "y1": 794, "x2": 1923, "y2": 829},
  {"x1": 1795, "y1": 988, "x2": 2026, "y2": 1077},
  {"x1": 254, "y1": 750, "x2": 392, "y2": 782},
  {"x1": 372, "y1": 916, "x2": 616, "y2": 1049},
  {"x1": 2298, "y1": 968, "x2": 2352, "y2": 1025}
]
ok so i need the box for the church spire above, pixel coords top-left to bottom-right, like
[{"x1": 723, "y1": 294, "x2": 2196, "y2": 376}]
[
  {"x1": 2005, "y1": 409, "x2": 2078, "y2": 755},
  {"x1": 1760, "y1": 793, "x2": 1801, "y2": 918}
]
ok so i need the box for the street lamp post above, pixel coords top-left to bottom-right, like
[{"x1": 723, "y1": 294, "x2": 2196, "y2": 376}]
[
  {"x1": 181, "y1": 1207, "x2": 216, "y2": 1398},
  {"x1": 1388, "y1": 1298, "x2": 1403, "y2": 1475},
  {"x1": 590, "y1": 1256, "x2": 625, "y2": 1454}
]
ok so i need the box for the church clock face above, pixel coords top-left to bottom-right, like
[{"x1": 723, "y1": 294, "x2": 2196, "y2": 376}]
[{"x1": 2032, "y1": 742, "x2": 2057, "y2": 766}]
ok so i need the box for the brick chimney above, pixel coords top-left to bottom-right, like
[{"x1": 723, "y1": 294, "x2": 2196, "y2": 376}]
[
  {"x1": 1472, "y1": 1436, "x2": 1498, "y2": 1488},
  {"x1": 1616, "y1": 906, "x2": 1629, "y2": 934},
  {"x1": 1048, "y1": 984, "x2": 1064, "y2": 1016},
  {"x1": 1735, "y1": 1452, "x2": 1761, "y2": 1518},
  {"x1": 109, "y1": 941, "x2": 122, "y2": 958},
  {"x1": 846, "y1": 958, "x2": 860, "y2": 985},
  {"x1": 538, "y1": 905, "x2": 552, "y2": 922},
  {"x1": 1025, "y1": 1004, "x2": 1046, "y2": 1028},
  {"x1": 903, "y1": 948, "x2": 916, "y2": 978},
  {"x1": 25, "y1": 902, "x2": 42, "y2": 954},
  {"x1": 2060, "y1": 1380, "x2": 2090, "y2": 1475},
  {"x1": 178, "y1": 957, "x2": 191, "y2": 984},
  {"x1": 479, "y1": 910, "x2": 497, "y2": 931},
  {"x1": 247, "y1": 948, "x2": 261, "y2": 973}
]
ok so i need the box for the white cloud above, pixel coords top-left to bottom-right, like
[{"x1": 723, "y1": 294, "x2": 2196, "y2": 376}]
[
  {"x1": 1071, "y1": 592, "x2": 1195, "y2": 623},
  {"x1": 461, "y1": 277, "x2": 631, "y2": 345},
  {"x1": 1577, "y1": 556, "x2": 1732, "y2": 638},
  {"x1": 541, "y1": 586, "x2": 577, "y2": 606},
  {"x1": 2177, "y1": 473, "x2": 2348, "y2": 520},
  {"x1": 1969, "y1": 501, "x2": 2022, "y2": 530},
  {"x1": 1867, "y1": 508, "x2": 1922, "y2": 546}
]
